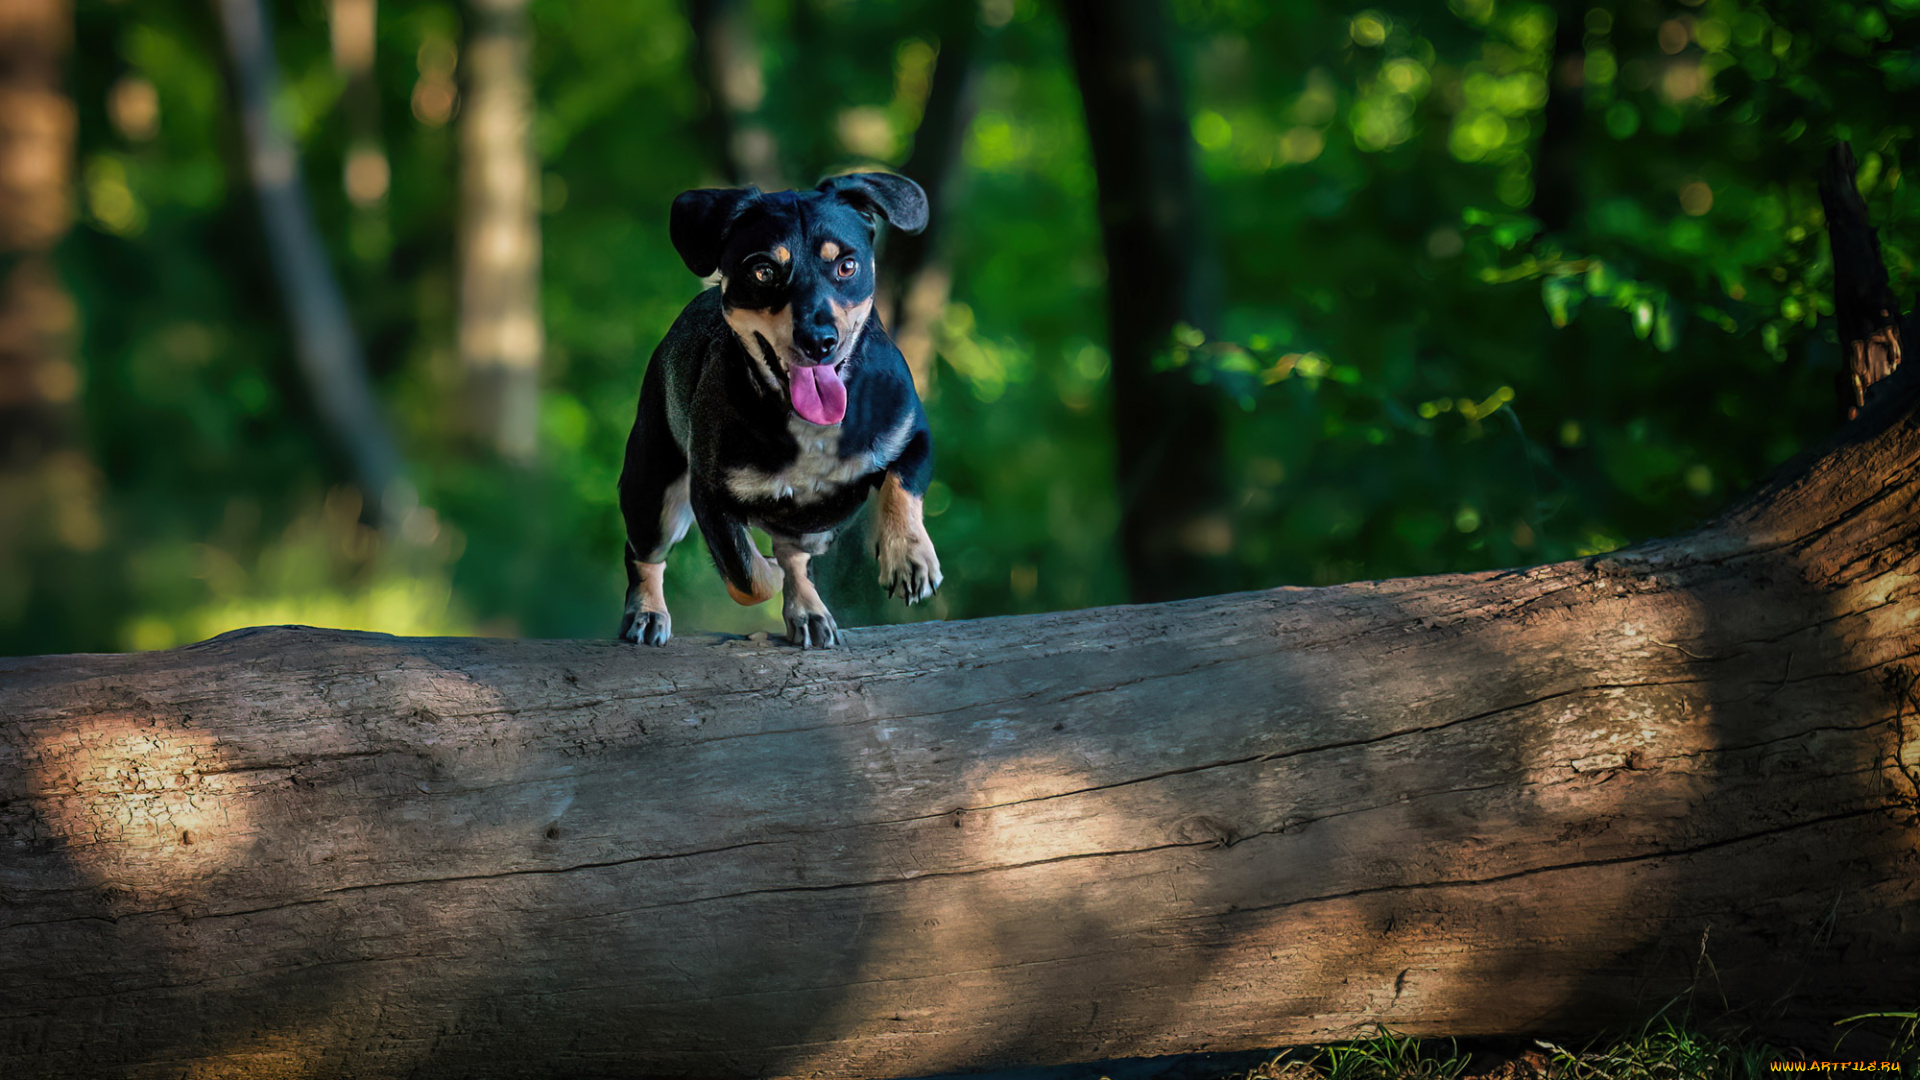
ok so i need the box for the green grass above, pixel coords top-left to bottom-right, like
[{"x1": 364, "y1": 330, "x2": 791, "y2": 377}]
[
  {"x1": 1541, "y1": 1022, "x2": 1791, "y2": 1079},
  {"x1": 1210, "y1": 1013, "x2": 1920, "y2": 1080}
]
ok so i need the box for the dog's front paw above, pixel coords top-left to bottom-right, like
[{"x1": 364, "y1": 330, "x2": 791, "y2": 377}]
[
  {"x1": 621, "y1": 560, "x2": 674, "y2": 646},
  {"x1": 782, "y1": 595, "x2": 839, "y2": 649},
  {"x1": 876, "y1": 529, "x2": 943, "y2": 605},
  {"x1": 621, "y1": 609, "x2": 672, "y2": 647}
]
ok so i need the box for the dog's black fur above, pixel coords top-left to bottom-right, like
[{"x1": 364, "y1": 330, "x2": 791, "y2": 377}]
[{"x1": 617, "y1": 173, "x2": 943, "y2": 648}]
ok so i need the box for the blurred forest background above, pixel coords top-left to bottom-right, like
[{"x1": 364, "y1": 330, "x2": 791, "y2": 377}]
[{"x1": 1, "y1": 0, "x2": 1915, "y2": 657}]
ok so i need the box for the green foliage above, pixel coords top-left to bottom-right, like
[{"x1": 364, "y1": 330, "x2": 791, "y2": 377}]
[
  {"x1": 1180, "y1": 0, "x2": 1913, "y2": 588},
  {"x1": 1319, "y1": 1031, "x2": 1470, "y2": 1080},
  {"x1": 1218, "y1": 1030, "x2": 1471, "y2": 1080},
  {"x1": 1215, "y1": 1013, "x2": 1920, "y2": 1079},
  {"x1": 1540, "y1": 1021, "x2": 1789, "y2": 1079},
  {"x1": 10, "y1": 0, "x2": 1918, "y2": 654},
  {"x1": 1835, "y1": 1009, "x2": 1920, "y2": 1073}
]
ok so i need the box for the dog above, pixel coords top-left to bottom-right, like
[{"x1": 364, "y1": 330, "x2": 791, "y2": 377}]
[{"x1": 617, "y1": 172, "x2": 943, "y2": 649}]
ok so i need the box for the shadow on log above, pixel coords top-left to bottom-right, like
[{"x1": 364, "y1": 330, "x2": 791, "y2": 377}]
[
  {"x1": 3, "y1": 158, "x2": 1920, "y2": 1077},
  {"x1": 2, "y1": 359, "x2": 1917, "y2": 1076}
]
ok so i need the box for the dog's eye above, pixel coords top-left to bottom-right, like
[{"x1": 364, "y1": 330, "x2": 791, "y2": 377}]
[
  {"x1": 752, "y1": 263, "x2": 777, "y2": 285},
  {"x1": 836, "y1": 256, "x2": 859, "y2": 279}
]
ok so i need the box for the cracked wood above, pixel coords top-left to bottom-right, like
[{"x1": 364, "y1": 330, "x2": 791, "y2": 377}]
[{"x1": 1, "y1": 370, "x2": 1919, "y2": 1077}]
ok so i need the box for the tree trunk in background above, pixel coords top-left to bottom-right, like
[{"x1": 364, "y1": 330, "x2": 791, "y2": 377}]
[
  {"x1": 0, "y1": 0, "x2": 95, "y2": 603},
  {"x1": 213, "y1": 0, "x2": 408, "y2": 524},
  {"x1": 1820, "y1": 142, "x2": 1905, "y2": 423},
  {"x1": 686, "y1": 0, "x2": 785, "y2": 190},
  {"x1": 3, "y1": 358, "x2": 1920, "y2": 1077},
  {"x1": 1530, "y1": 0, "x2": 1584, "y2": 238},
  {"x1": 458, "y1": 0, "x2": 543, "y2": 463},
  {"x1": 1062, "y1": 0, "x2": 1233, "y2": 604},
  {"x1": 820, "y1": 12, "x2": 990, "y2": 631},
  {"x1": 0, "y1": 0, "x2": 74, "y2": 475},
  {"x1": 877, "y1": 11, "x2": 988, "y2": 394},
  {"x1": 330, "y1": 0, "x2": 390, "y2": 215}
]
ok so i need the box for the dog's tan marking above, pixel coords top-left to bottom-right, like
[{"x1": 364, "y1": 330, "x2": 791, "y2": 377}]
[
  {"x1": 623, "y1": 556, "x2": 674, "y2": 643},
  {"x1": 820, "y1": 240, "x2": 842, "y2": 261},
  {"x1": 773, "y1": 245, "x2": 791, "y2": 263},
  {"x1": 875, "y1": 473, "x2": 942, "y2": 603},
  {"x1": 724, "y1": 304, "x2": 793, "y2": 356},
  {"x1": 726, "y1": 294, "x2": 872, "y2": 403},
  {"x1": 724, "y1": 303, "x2": 792, "y2": 391},
  {"x1": 830, "y1": 296, "x2": 873, "y2": 351},
  {"x1": 724, "y1": 549, "x2": 782, "y2": 606},
  {"x1": 776, "y1": 549, "x2": 822, "y2": 608},
  {"x1": 635, "y1": 560, "x2": 669, "y2": 615},
  {"x1": 773, "y1": 537, "x2": 837, "y2": 647}
]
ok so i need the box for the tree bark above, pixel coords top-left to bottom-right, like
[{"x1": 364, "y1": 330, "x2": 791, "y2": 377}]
[
  {"x1": 1062, "y1": 0, "x2": 1234, "y2": 604},
  {"x1": 3, "y1": 353, "x2": 1919, "y2": 1075}
]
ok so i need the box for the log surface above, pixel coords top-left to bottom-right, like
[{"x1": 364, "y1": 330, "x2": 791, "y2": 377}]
[{"x1": 3, "y1": 374, "x2": 1920, "y2": 1078}]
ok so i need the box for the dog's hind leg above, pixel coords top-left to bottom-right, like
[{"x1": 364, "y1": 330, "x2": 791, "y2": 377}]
[
  {"x1": 618, "y1": 372, "x2": 693, "y2": 645},
  {"x1": 689, "y1": 484, "x2": 781, "y2": 609}
]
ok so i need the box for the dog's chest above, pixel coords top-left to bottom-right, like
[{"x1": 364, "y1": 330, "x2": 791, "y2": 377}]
[{"x1": 725, "y1": 415, "x2": 908, "y2": 505}]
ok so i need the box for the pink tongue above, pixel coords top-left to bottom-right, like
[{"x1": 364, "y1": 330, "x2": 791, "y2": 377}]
[{"x1": 789, "y1": 363, "x2": 847, "y2": 425}]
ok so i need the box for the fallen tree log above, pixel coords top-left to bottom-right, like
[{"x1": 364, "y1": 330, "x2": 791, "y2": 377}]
[{"x1": 3, "y1": 360, "x2": 1919, "y2": 1079}]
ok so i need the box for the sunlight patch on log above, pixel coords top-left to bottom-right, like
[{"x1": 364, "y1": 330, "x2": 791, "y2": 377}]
[
  {"x1": 178, "y1": 1030, "x2": 322, "y2": 1080},
  {"x1": 26, "y1": 710, "x2": 255, "y2": 892},
  {"x1": 782, "y1": 753, "x2": 1174, "y2": 1078}
]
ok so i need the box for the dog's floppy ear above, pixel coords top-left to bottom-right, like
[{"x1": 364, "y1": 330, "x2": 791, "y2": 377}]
[
  {"x1": 816, "y1": 172, "x2": 928, "y2": 236},
  {"x1": 670, "y1": 186, "x2": 760, "y2": 277}
]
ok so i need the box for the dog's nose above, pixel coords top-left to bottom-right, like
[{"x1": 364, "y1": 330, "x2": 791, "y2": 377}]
[{"x1": 798, "y1": 332, "x2": 838, "y2": 362}]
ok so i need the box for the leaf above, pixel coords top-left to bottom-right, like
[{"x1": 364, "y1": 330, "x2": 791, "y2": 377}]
[
  {"x1": 1653, "y1": 299, "x2": 1680, "y2": 352},
  {"x1": 1541, "y1": 276, "x2": 1583, "y2": 327},
  {"x1": 1586, "y1": 260, "x2": 1614, "y2": 295},
  {"x1": 1462, "y1": 206, "x2": 1542, "y2": 249},
  {"x1": 1632, "y1": 299, "x2": 1655, "y2": 339}
]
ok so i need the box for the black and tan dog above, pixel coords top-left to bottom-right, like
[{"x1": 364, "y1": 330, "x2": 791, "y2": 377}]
[{"x1": 617, "y1": 172, "x2": 943, "y2": 649}]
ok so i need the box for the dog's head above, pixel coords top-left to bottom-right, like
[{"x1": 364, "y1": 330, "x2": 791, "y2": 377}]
[{"x1": 670, "y1": 172, "x2": 927, "y2": 426}]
